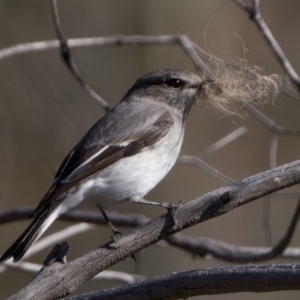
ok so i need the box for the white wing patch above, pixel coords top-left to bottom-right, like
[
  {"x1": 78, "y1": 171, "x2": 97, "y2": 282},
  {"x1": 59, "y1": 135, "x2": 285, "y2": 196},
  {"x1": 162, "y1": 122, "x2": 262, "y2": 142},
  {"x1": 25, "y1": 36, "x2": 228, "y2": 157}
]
[{"x1": 60, "y1": 145, "x2": 109, "y2": 183}]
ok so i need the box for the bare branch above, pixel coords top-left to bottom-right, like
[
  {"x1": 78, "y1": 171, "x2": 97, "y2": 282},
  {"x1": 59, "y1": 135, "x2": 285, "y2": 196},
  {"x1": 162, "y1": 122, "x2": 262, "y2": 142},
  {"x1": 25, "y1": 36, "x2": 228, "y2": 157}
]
[
  {"x1": 2, "y1": 261, "x2": 41, "y2": 275},
  {"x1": 198, "y1": 127, "x2": 247, "y2": 158},
  {"x1": 0, "y1": 35, "x2": 180, "y2": 62},
  {"x1": 8, "y1": 160, "x2": 300, "y2": 300},
  {"x1": 168, "y1": 197, "x2": 300, "y2": 263},
  {"x1": 281, "y1": 85, "x2": 300, "y2": 103},
  {"x1": 50, "y1": 0, "x2": 110, "y2": 111},
  {"x1": 233, "y1": 0, "x2": 252, "y2": 14},
  {"x1": 177, "y1": 155, "x2": 234, "y2": 184},
  {"x1": 262, "y1": 132, "x2": 279, "y2": 245},
  {"x1": 263, "y1": 196, "x2": 272, "y2": 245},
  {"x1": 23, "y1": 224, "x2": 95, "y2": 260},
  {"x1": 2, "y1": 203, "x2": 300, "y2": 264},
  {"x1": 3, "y1": 260, "x2": 143, "y2": 284},
  {"x1": 177, "y1": 35, "x2": 214, "y2": 79},
  {"x1": 166, "y1": 236, "x2": 300, "y2": 262},
  {"x1": 0, "y1": 208, "x2": 147, "y2": 227},
  {"x1": 243, "y1": 103, "x2": 300, "y2": 135},
  {"x1": 63, "y1": 264, "x2": 300, "y2": 300},
  {"x1": 233, "y1": 0, "x2": 300, "y2": 90},
  {"x1": 270, "y1": 132, "x2": 278, "y2": 169},
  {"x1": 0, "y1": 34, "x2": 298, "y2": 136}
]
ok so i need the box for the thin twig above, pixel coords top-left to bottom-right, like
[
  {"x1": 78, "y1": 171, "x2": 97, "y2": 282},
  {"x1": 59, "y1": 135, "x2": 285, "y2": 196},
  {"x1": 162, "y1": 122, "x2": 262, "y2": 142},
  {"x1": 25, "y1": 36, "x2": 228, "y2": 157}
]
[
  {"x1": 233, "y1": 0, "x2": 252, "y2": 13},
  {"x1": 191, "y1": 41, "x2": 223, "y2": 62},
  {"x1": 177, "y1": 155, "x2": 234, "y2": 184},
  {"x1": 243, "y1": 103, "x2": 300, "y2": 135},
  {"x1": 166, "y1": 236, "x2": 300, "y2": 262},
  {"x1": 281, "y1": 85, "x2": 300, "y2": 103},
  {"x1": 270, "y1": 132, "x2": 278, "y2": 169},
  {"x1": 2, "y1": 206, "x2": 300, "y2": 263},
  {"x1": 51, "y1": 0, "x2": 110, "y2": 111},
  {"x1": 0, "y1": 35, "x2": 180, "y2": 61},
  {"x1": 23, "y1": 223, "x2": 95, "y2": 260},
  {"x1": 263, "y1": 196, "x2": 272, "y2": 246},
  {"x1": 178, "y1": 35, "x2": 214, "y2": 79},
  {"x1": 168, "y1": 197, "x2": 300, "y2": 263},
  {"x1": 198, "y1": 127, "x2": 247, "y2": 158},
  {"x1": 2, "y1": 260, "x2": 143, "y2": 283},
  {"x1": 233, "y1": 0, "x2": 300, "y2": 90},
  {"x1": 0, "y1": 207, "x2": 148, "y2": 226},
  {"x1": 262, "y1": 132, "x2": 279, "y2": 245}
]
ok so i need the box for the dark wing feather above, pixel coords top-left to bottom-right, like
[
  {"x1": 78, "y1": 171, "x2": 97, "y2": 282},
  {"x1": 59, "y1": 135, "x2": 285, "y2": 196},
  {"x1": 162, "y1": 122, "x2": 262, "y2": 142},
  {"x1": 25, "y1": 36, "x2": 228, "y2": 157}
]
[
  {"x1": 0, "y1": 204, "x2": 54, "y2": 262},
  {"x1": 31, "y1": 110, "x2": 173, "y2": 216}
]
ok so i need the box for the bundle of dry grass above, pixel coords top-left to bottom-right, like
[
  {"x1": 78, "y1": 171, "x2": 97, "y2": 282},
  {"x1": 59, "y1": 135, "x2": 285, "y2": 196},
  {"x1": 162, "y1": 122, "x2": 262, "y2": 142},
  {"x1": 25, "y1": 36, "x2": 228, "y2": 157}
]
[{"x1": 200, "y1": 58, "x2": 281, "y2": 115}]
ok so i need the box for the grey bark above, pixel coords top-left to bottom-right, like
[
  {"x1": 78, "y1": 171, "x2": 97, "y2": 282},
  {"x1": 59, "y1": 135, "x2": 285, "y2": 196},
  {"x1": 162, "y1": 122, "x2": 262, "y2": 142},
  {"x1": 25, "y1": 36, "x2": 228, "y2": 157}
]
[{"x1": 8, "y1": 159, "x2": 300, "y2": 300}]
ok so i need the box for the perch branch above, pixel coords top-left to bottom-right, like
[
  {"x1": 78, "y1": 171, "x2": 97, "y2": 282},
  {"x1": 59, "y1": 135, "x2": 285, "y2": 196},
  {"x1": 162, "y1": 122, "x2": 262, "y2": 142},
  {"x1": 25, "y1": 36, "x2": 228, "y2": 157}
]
[{"x1": 8, "y1": 159, "x2": 300, "y2": 300}]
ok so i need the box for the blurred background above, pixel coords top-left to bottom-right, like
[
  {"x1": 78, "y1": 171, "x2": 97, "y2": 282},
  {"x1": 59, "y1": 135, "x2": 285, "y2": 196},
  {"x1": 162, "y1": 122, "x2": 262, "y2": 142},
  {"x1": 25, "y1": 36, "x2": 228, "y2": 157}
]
[{"x1": 0, "y1": 0, "x2": 300, "y2": 298}]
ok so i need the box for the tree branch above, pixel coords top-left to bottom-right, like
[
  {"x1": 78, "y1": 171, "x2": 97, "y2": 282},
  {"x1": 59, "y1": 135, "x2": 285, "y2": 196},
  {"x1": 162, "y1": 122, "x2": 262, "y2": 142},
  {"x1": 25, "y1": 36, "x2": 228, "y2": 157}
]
[
  {"x1": 234, "y1": 0, "x2": 300, "y2": 90},
  {"x1": 177, "y1": 156, "x2": 234, "y2": 184},
  {"x1": 170, "y1": 197, "x2": 300, "y2": 263},
  {"x1": 8, "y1": 159, "x2": 300, "y2": 300},
  {"x1": 243, "y1": 103, "x2": 300, "y2": 135},
  {"x1": 50, "y1": 0, "x2": 110, "y2": 111},
  {"x1": 0, "y1": 35, "x2": 187, "y2": 62},
  {"x1": 2, "y1": 196, "x2": 300, "y2": 265},
  {"x1": 0, "y1": 34, "x2": 299, "y2": 137},
  {"x1": 63, "y1": 264, "x2": 300, "y2": 300}
]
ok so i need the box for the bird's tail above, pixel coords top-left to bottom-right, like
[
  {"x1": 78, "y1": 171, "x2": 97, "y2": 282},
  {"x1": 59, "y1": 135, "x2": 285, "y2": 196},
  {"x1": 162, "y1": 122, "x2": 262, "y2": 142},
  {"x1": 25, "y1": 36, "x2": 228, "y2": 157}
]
[{"x1": 0, "y1": 206, "x2": 59, "y2": 263}]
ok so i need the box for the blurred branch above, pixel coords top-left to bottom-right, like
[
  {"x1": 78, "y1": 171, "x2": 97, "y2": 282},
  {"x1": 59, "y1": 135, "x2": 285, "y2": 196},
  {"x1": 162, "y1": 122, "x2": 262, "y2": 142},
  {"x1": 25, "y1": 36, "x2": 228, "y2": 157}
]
[
  {"x1": 177, "y1": 35, "x2": 214, "y2": 79},
  {"x1": 197, "y1": 127, "x2": 247, "y2": 158},
  {"x1": 2, "y1": 260, "x2": 143, "y2": 284},
  {"x1": 177, "y1": 155, "x2": 234, "y2": 184},
  {"x1": 176, "y1": 128, "x2": 246, "y2": 185},
  {"x1": 270, "y1": 132, "x2": 278, "y2": 169},
  {"x1": 50, "y1": 0, "x2": 110, "y2": 111},
  {"x1": 91, "y1": 271, "x2": 145, "y2": 284},
  {"x1": 168, "y1": 197, "x2": 300, "y2": 263},
  {"x1": 263, "y1": 196, "x2": 272, "y2": 246},
  {"x1": 234, "y1": 0, "x2": 300, "y2": 91},
  {"x1": 243, "y1": 103, "x2": 300, "y2": 135},
  {"x1": 0, "y1": 207, "x2": 147, "y2": 226},
  {"x1": 0, "y1": 33, "x2": 299, "y2": 137},
  {"x1": 8, "y1": 159, "x2": 300, "y2": 299},
  {"x1": 262, "y1": 131, "x2": 279, "y2": 245},
  {"x1": 0, "y1": 35, "x2": 197, "y2": 64},
  {"x1": 2, "y1": 200, "x2": 300, "y2": 263},
  {"x1": 167, "y1": 236, "x2": 300, "y2": 262},
  {"x1": 281, "y1": 85, "x2": 300, "y2": 103},
  {"x1": 64, "y1": 265, "x2": 300, "y2": 300},
  {"x1": 23, "y1": 223, "x2": 95, "y2": 260}
]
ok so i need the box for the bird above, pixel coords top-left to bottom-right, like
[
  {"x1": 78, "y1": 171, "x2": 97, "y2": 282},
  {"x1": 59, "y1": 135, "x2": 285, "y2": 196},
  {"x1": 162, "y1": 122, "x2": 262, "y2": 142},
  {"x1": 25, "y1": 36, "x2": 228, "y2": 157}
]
[{"x1": 0, "y1": 69, "x2": 203, "y2": 263}]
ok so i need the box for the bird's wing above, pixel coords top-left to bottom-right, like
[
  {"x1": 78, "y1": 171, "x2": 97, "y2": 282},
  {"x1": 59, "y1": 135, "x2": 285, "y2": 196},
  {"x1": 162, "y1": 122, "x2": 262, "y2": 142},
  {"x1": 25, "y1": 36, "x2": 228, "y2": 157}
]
[{"x1": 31, "y1": 107, "x2": 174, "y2": 217}]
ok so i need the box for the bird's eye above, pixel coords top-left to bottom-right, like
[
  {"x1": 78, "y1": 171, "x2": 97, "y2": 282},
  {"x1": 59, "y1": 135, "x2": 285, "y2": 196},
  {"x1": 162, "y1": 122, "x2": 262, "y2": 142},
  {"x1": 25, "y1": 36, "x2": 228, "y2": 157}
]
[{"x1": 167, "y1": 78, "x2": 183, "y2": 89}]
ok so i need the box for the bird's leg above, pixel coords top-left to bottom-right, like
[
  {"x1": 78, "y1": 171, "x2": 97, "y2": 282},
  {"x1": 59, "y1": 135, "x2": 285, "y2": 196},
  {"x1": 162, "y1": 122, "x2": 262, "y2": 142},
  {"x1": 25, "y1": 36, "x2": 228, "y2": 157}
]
[
  {"x1": 98, "y1": 207, "x2": 136, "y2": 260},
  {"x1": 98, "y1": 207, "x2": 122, "y2": 241},
  {"x1": 130, "y1": 197, "x2": 181, "y2": 226}
]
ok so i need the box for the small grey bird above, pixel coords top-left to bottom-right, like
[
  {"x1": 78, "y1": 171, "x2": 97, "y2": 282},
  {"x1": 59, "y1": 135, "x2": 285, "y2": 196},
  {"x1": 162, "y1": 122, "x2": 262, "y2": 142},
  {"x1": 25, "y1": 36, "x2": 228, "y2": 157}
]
[{"x1": 0, "y1": 69, "x2": 202, "y2": 262}]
